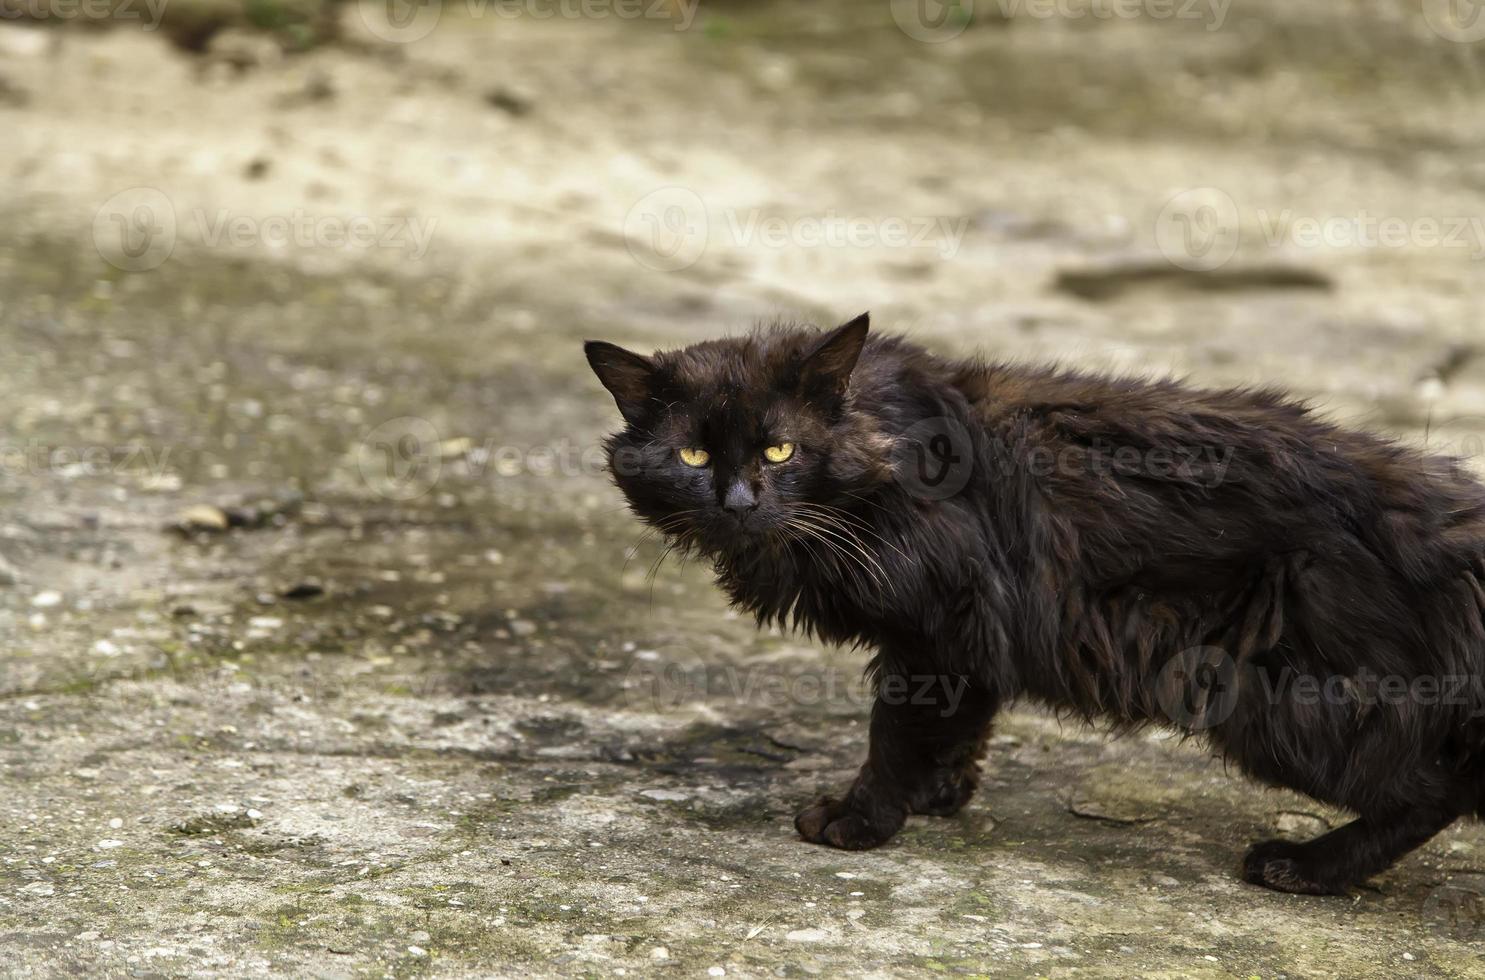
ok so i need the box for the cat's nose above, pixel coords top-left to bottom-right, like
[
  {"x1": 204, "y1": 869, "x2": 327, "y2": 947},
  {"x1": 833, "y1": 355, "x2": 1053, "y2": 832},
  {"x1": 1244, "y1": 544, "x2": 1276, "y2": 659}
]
[{"x1": 722, "y1": 480, "x2": 758, "y2": 517}]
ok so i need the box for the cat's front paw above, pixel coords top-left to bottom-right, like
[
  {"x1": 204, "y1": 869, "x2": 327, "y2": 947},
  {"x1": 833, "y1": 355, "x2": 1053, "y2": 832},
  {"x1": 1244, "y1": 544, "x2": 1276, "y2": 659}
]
[
  {"x1": 1241, "y1": 839, "x2": 1348, "y2": 896},
  {"x1": 794, "y1": 795, "x2": 904, "y2": 850}
]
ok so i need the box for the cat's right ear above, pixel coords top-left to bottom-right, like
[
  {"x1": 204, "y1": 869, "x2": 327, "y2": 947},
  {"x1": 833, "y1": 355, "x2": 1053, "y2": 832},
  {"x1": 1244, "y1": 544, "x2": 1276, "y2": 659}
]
[
  {"x1": 584, "y1": 341, "x2": 655, "y2": 425},
  {"x1": 799, "y1": 312, "x2": 870, "y2": 397}
]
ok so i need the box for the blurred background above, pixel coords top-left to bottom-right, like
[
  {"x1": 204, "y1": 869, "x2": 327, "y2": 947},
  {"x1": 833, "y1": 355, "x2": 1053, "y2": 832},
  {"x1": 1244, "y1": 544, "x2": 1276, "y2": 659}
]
[{"x1": 3, "y1": 1, "x2": 1485, "y2": 975}]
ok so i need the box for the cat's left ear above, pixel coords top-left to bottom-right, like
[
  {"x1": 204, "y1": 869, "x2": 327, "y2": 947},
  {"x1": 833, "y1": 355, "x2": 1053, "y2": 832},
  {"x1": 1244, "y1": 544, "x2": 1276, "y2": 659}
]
[
  {"x1": 585, "y1": 340, "x2": 655, "y2": 425},
  {"x1": 800, "y1": 313, "x2": 869, "y2": 396}
]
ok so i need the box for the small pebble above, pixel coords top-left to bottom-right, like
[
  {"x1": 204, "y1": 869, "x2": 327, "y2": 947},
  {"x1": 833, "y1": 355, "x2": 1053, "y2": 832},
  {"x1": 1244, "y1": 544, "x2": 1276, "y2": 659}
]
[
  {"x1": 31, "y1": 591, "x2": 61, "y2": 608},
  {"x1": 785, "y1": 928, "x2": 828, "y2": 943},
  {"x1": 639, "y1": 789, "x2": 689, "y2": 802},
  {"x1": 175, "y1": 505, "x2": 229, "y2": 532}
]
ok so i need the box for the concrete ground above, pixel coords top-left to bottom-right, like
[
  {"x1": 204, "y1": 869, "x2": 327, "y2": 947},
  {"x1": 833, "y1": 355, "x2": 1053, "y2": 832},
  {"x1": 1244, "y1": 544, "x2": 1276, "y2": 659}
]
[{"x1": 3, "y1": 1, "x2": 1485, "y2": 975}]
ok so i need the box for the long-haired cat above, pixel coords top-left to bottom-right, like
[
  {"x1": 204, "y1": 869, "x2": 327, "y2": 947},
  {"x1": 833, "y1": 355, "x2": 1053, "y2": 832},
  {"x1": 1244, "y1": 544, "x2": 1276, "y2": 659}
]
[{"x1": 585, "y1": 314, "x2": 1485, "y2": 895}]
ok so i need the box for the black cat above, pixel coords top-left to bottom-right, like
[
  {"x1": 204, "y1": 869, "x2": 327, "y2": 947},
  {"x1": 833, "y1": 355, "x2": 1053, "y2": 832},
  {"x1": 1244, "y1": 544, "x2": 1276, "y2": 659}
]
[{"x1": 585, "y1": 314, "x2": 1485, "y2": 895}]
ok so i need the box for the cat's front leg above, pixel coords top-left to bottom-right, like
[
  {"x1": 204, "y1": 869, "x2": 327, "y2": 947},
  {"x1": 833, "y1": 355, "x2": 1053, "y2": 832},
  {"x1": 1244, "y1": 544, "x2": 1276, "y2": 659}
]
[{"x1": 795, "y1": 674, "x2": 999, "y2": 850}]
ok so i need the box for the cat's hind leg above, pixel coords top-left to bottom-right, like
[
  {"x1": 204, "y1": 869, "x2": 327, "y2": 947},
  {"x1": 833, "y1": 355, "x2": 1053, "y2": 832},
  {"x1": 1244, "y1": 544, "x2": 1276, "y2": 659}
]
[{"x1": 1242, "y1": 802, "x2": 1459, "y2": 895}]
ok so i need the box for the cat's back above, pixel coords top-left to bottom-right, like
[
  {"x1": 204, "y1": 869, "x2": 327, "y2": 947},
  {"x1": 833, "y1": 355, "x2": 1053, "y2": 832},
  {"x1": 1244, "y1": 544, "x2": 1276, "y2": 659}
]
[{"x1": 939, "y1": 355, "x2": 1485, "y2": 582}]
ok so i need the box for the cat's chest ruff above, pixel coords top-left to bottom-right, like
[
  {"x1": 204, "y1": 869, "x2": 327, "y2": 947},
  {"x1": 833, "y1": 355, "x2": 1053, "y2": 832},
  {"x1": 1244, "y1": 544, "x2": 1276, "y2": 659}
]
[{"x1": 720, "y1": 545, "x2": 890, "y2": 641}]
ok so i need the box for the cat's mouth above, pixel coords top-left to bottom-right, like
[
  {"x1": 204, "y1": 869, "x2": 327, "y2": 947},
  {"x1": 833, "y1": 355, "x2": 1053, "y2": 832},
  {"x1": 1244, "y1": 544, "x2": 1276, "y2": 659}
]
[{"x1": 656, "y1": 510, "x2": 787, "y2": 556}]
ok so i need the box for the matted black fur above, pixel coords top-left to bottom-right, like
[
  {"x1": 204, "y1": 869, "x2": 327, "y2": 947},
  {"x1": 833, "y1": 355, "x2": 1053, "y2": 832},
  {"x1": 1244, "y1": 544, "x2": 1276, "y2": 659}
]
[{"x1": 585, "y1": 314, "x2": 1485, "y2": 895}]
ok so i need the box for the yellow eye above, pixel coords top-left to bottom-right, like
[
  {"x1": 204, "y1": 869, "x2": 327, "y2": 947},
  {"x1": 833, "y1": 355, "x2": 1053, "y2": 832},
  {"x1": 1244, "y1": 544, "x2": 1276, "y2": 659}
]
[
  {"x1": 763, "y1": 442, "x2": 795, "y2": 463},
  {"x1": 679, "y1": 448, "x2": 710, "y2": 467}
]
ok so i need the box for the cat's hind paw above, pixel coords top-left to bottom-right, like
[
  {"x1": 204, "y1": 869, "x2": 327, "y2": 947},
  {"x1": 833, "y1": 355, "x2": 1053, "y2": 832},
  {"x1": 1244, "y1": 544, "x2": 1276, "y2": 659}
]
[{"x1": 1241, "y1": 839, "x2": 1349, "y2": 896}]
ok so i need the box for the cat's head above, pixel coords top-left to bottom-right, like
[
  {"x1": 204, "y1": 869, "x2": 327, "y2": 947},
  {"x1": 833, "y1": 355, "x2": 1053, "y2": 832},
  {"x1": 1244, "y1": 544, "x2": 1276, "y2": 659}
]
[{"x1": 585, "y1": 314, "x2": 891, "y2": 554}]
